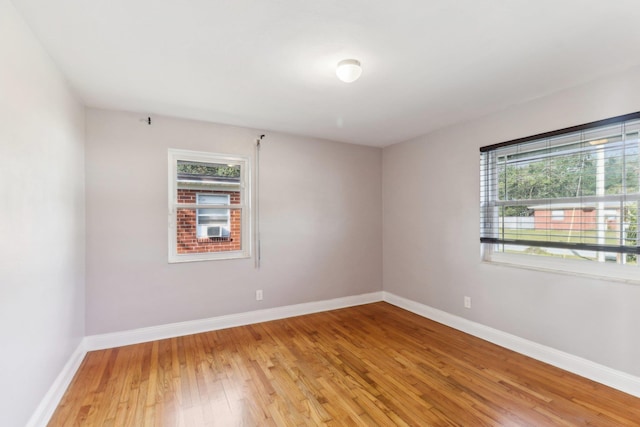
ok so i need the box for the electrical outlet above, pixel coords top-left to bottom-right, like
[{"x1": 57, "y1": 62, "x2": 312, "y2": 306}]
[
  {"x1": 256, "y1": 290, "x2": 263, "y2": 301},
  {"x1": 464, "y1": 296, "x2": 471, "y2": 309}
]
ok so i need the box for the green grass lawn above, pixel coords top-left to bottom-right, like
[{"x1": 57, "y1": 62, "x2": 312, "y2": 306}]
[
  {"x1": 498, "y1": 228, "x2": 623, "y2": 245},
  {"x1": 497, "y1": 228, "x2": 637, "y2": 264}
]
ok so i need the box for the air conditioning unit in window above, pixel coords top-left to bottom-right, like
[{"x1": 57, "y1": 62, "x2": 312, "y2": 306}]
[{"x1": 206, "y1": 226, "x2": 223, "y2": 237}]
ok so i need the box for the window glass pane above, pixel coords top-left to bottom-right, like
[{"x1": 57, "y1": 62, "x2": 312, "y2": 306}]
[
  {"x1": 498, "y1": 142, "x2": 597, "y2": 201},
  {"x1": 176, "y1": 161, "x2": 241, "y2": 204},
  {"x1": 624, "y1": 132, "x2": 640, "y2": 194},
  {"x1": 177, "y1": 208, "x2": 242, "y2": 254},
  {"x1": 494, "y1": 244, "x2": 622, "y2": 263},
  {"x1": 169, "y1": 149, "x2": 250, "y2": 262},
  {"x1": 177, "y1": 160, "x2": 241, "y2": 181},
  {"x1": 623, "y1": 201, "x2": 638, "y2": 265}
]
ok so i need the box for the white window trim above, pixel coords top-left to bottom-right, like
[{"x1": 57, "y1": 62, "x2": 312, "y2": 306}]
[{"x1": 168, "y1": 148, "x2": 251, "y2": 263}]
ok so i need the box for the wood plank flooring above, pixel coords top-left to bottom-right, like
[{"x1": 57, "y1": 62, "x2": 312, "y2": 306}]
[{"x1": 49, "y1": 302, "x2": 640, "y2": 426}]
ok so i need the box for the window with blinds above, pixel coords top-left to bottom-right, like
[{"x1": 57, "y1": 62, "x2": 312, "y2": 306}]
[{"x1": 480, "y1": 112, "x2": 640, "y2": 270}]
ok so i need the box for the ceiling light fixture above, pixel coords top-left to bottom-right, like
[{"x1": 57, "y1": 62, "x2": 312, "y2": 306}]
[{"x1": 336, "y1": 59, "x2": 362, "y2": 83}]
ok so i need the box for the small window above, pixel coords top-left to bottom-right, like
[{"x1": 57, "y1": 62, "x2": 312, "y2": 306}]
[
  {"x1": 551, "y1": 210, "x2": 565, "y2": 221},
  {"x1": 168, "y1": 149, "x2": 251, "y2": 262}
]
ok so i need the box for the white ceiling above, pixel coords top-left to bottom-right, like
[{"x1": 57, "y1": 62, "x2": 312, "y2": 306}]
[{"x1": 11, "y1": 0, "x2": 640, "y2": 147}]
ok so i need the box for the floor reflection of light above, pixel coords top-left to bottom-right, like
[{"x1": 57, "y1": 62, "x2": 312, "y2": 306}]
[{"x1": 213, "y1": 377, "x2": 246, "y2": 426}]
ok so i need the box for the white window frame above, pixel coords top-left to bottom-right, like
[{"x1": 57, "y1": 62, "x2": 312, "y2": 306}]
[{"x1": 168, "y1": 149, "x2": 251, "y2": 263}]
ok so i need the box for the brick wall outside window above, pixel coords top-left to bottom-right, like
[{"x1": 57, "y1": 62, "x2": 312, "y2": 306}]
[
  {"x1": 533, "y1": 209, "x2": 597, "y2": 231},
  {"x1": 176, "y1": 189, "x2": 241, "y2": 254}
]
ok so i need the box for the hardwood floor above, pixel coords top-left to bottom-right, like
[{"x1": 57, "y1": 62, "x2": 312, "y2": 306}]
[{"x1": 49, "y1": 302, "x2": 640, "y2": 426}]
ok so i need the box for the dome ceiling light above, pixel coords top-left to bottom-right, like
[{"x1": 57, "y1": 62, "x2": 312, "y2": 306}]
[{"x1": 336, "y1": 59, "x2": 362, "y2": 83}]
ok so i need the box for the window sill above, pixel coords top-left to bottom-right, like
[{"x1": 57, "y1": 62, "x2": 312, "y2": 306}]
[
  {"x1": 169, "y1": 250, "x2": 250, "y2": 263},
  {"x1": 484, "y1": 252, "x2": 640, "y2": 285}
]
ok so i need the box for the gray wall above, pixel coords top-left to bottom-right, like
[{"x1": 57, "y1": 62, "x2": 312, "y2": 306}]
[
  {"x1": 0, "y1": 1, "x2": 86, "y2": 425},
  {"x1": 383, "y1": 64, "x2": 640, "y2": 376},
  {"x1": 85, "y1": 109, "x2": 382, "y2": 335}
]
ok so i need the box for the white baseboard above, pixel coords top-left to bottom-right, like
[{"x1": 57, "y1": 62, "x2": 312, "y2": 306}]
[
  {"x1": 84, "y1": 291, "x2": 384, "y2": 351},
  {"x1": 382, "y1": 291, "x2": 640, "y2": 398},
  {"x1": 25, "y1": 341, "x2": 88, "y2": 427}
]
